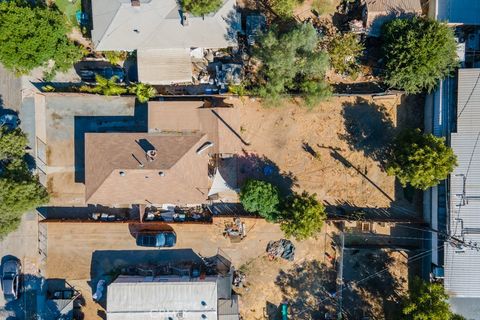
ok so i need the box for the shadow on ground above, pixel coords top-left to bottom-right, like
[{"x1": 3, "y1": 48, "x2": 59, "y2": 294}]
[
  {"x1": 339, "y1": 97, "x2": 395, "y2": 166},
  {"x1": 274, "y1": 260, "x2": 337, "y2": 320},
  {"x1": 235, "y1": 150, "x2": 298, "y2": 197}
]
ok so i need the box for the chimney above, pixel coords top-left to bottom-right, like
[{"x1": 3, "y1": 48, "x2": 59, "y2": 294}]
[
  {"x1": 182, "y1": 12, "x2": 189, "y2": 26},
  {"x1": 146, "y1": 149, "x2": 157, "y2": 162},
  {"x1": 131, "y1": 0, "x2": 140, "y2": 7}
]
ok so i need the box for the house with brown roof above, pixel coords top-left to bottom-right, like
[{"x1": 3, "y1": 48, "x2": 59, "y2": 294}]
[
  {"x1": 362, "y1": 0, "x2": 423, "y2": 37},
  {"x1": 34, "y1": 93, "x2": 241, "y2": 208},
  {"x1": 85, "y1": 100, "x2": 241, "y2": 207}
]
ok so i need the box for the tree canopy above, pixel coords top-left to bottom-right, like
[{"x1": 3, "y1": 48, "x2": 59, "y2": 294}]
[
  {"x1": 80, "y1": 75, "x2": 128, "y2": 96},
  {"x1": 129, "y1": 82, "x2": 158, "y2": 103},
  {"x1": 253, "y1": 22, "x2": 331, "y2": 107},
  {"x1": 268, "y1": 0, "x2": 302, "y2": 18},
  {"x1": 387, "y1": 129, "x2": 457, "y2": 190},
  {"x1": 240, "y1": 179, "x2": 281, "y2": 221},
  {"x1": 328, "y1": 32, "x2": 364, "y2": 79},
  {"x1": 0, "y1": 127, "x2": 49, "y2": 237},
  {"x1": 0, "y1": 1, "x2": 82, "y2": 77},
  {"x1": 182, "y1": 0, "x2": 223, "y2": 16},
  {"x1": 280, "y1": 191, "x2": 326, "y2": 240},
  {"x1": 403, "y1": 278, "x2": 465, "y2": 320},
  {"x1": 381, "y1": 17, "x2": 458, "y2": 94}
]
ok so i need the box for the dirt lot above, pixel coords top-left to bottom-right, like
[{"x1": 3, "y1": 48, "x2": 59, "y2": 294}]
[{"x1": 236, "y1": 94, "x2": 423, "y2": 214}]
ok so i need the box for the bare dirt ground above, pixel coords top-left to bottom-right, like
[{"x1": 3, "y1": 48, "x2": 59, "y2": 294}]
[{"x1": 236, "y1": 94, "x2": 423, "y2": 214}]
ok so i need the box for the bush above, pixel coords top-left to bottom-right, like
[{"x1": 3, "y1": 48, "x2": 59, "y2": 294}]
[
  {"x1": 128, "y1": 82, "x2": 158, "y2": 103},
  {"x1": 381, "y1": 17, "x2": 458, "y2": 94},
  {"x1": 240, "y1": 179, "x2": 281, "y2": 221},
  {"x1": 0, "y1": 128, "x2": 28, "y2": 160},
  {"x1": 312, "y1": 0, "x2": 336, "y2": 15},
  {"x1": 280, "y1": 191, "x2": 326, "y2": 240},
  {"x1": 0, "y1": 1, "x2": 82, "y2": 77},
  {"x1": 387, "y1": 129, "x2": 457, "y2": 190},
  {"x1": 103, "y1": 51, "x2": 128, "y2": 66},
  {"x1": 254, "y1": 23, "x2": 331, "y2": 107},
  {"x1": 80, "y1": 75, "x2": 128, "y2": 96},
  {"x1": 182, "y1": 0, "x2": 223, "y2": 16},
  {"x1": 328, "y1": 33, "x2": 364, "y2": 79},
  {"x1": 403, "y1": 278, "x2": 465, "y2": 320},
  {"x1": 269, "y1": 0, "x2": 302, "y2": 18}
]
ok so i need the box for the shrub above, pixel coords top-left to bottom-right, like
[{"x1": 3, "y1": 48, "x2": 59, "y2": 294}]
[
  {"x1": 240, "y1": 179, "x2": 281, "y2": 221},
  {"x1": 182, "y1": 0, "x2": 223, "y2": 16},
  {"x1": 328, "y1": 32, "x2": 364, "y2": 79}
]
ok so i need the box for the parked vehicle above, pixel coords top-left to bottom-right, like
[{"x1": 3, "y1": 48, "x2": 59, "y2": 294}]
[
  {"x1": 79, "y1": 66, "x2": 125, "y2": 83},
  {"x1": 0, "y1": 114, "x2": 20, "y2": 131},
  {"x1": 135, "y1": 231, "x2": 177, "y2": 248},
  {"x1": 1, "y1": 259, "x2": 21, "y2": 302}
]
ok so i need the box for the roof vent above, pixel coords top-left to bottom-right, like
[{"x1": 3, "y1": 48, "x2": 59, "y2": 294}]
[
  {"x1": 119, "y1": 171, "x2": 126, "y2": 176},
  {"x1": 131, "y1": 0, "x2": 140, "y2": 6},
  {"x1": 196, "y1": 141, "x2": 214, "y2": 154},
  {"x1": 201, "y1": 300, "x2": 207, "y2": 307},
  {"x1": 158, "y1": 171, "x2": 165, "y2": 177},
  {"x1": 146, "y1": 149, "x2": 157, "y2": 162},
  {"x1": 182, "y1": 12, "x2": 189, "y2": 26},
  {"x1": 201, "y1": 315, "x2": 207, "y2": 319}
]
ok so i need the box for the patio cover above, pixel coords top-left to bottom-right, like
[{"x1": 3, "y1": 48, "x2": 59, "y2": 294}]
[{"x1": 137, "y1": 49, "x2": 193, "y2": 85}]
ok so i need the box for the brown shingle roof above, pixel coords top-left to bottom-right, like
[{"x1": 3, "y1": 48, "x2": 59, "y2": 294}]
[
  {"x1": 148, "y1": 101, "x2": 242, "y2": 154},
  {"x1": 85, "y1": 132, "x2": 211, "y2": 205}
]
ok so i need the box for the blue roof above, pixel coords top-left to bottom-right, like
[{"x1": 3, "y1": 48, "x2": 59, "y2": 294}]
[{"x1": 437, "y1": 0, "x2": 480, "y2": 25}]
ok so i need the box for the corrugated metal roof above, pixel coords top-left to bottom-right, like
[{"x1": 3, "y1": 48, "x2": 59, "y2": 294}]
[
  {"x1": 218, "y1": 295, "x2": 239, "y2": 320},
  {"x1": 445, "y1": 68, "x2": 480, "y2": 298},
  {"x1": 107, "y1": 276, "x2": 218, "y2": 320},
  {"x1": 137, "y1": 49, "x2": 192, "y2": 85},
  {"x1": 436, "y1": 0, "x2": 480, "y2": 25}
]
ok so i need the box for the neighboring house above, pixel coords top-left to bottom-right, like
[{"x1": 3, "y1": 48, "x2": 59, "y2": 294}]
[
  {"x1": 443, "y1": 68, "x2": 480, "y2": 320},
  {"x1": 85, "y1": 100, "x2": 241, "y2": 206},
  {"x1": 428, "y1": 0, "x2": 480, "y2": 25},
  {"x1": 91, "y1": 0, "x2": 240, "y2": 84},
  {"x1": 106, "y1": 275, "x2": 239, "y2": 320},
  {"x1": 362, "y1": 0, "x2": 422, "y2": 37}
]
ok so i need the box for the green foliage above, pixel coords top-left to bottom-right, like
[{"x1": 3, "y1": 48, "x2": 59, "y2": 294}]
[
  {"x1": 128, "y1": 82, "x2": 158, "y2": 103},
  {"x1": 240, "y1": 179, "x2": 281, "y2": 221},
  {"x1": 0, "y1": 128, "x2": 28, "y2": 160},
  {"x1": 328, "y1": 33, "x2": 364, "y2": 79},
  {"x1": 381, "y1": 17, "x2": 458, "y2": 94},
  {"x1": 269, "y1": 0, "x2": 302, "y2": 18},
  {"x1": 254, "y1": 23, "x2": 331, "y2": 107},
  {"x1": 182, "y1": 0, "x2": 223, "y2": 16},
  {"x1": 387, "y1": 129, "x2": 457, "y2": 190},
  {"x1": 103, "y1": 51, "x2": 128, "y2": 66},
  {"x1": 403, "y1": 278, "x2": 464, "y2": 320},
  {"x1": 280, "y1": 191, "x2": 326, "y2": 240},
  {"x1": 80, "y1": 75, "x2": 128, "y2": 96},
  {"x1": 0, "y1": 127, "x2": 49, "y2": 238},
  {"x1": 312, "y1": 0, "x2": 336, "y2": 15},
  {"x1": 0, "y1": 1, "x2": 82, "y2": 76}
]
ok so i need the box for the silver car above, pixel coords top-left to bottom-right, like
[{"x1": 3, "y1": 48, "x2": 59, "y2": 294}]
[{"x1": 2, "y1": 259, "x2": 21, "y2": 302}]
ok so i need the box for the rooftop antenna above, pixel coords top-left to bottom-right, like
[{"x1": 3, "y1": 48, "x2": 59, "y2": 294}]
[{"x1": 131, "y1": 153, "x2": 144, "y2": 168}]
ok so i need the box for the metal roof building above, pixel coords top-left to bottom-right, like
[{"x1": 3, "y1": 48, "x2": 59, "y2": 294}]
[
  {"x1": 430, "y1": 0, "x2": 480, "y2": 25},
  {"x1": 107, "y1": 275, "x2": 239, "y2": 320},
  {"x1": 444, "y1": 68, "x2": 480, "y2": 319}
]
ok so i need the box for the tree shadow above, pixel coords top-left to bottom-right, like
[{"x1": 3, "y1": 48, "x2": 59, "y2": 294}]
[
  {"x1": 235, "y1": 150, "x2": 298, "y2": 197},
  {"x1": 342, "y1": 248, "x2": 407, "y2": 319},
  {"x1": 339, "y1": 97, "x2": 395, "y2": 166},
  {"x1": 275, "y1": 260, "x2": 337, "y2": 319}
]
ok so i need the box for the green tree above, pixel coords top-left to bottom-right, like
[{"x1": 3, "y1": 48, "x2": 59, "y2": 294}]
[
  {"x1": 182, "y1": 0, "x2": 222, "y2": 16},
  {"x1": 0, "y1": 127, "x2": 49, "y2": 237},
  {"x1": 269, "y1": 0, "x2": 302, "y2": 18},
  {"x1": 280, "y1": 191, "x2": 326, "y2": 240},
  {"x1": 403, "y1": 278, "x2": 464, "y2": 320},
  {"x1": 128, "y1": 82, "x2": 158, "y2": 103},
  {"x1": 328, "y1": 32, "x2": 364, "y2": 79},
  {"x1": 0, "y1": 1, "x2": 82, "y2": 76},
  {"x1": 240, "y1": 179, "x2": 281, "y2": 221},
  {"x1": 0, "y1": 128, "x2": 27, "y2": 160},
  {"x1": 80, "y1": 75, "x2": 128, "y2": 96},
  {"x1": 254, "y1": 23, "x2": 331, "y2": 107},
  {"x1": 103, "y1": 51, "x2": 128, "y2": 66},
  {"x1": 312, "y1": 0, "x2": 336, "y2": 15},
  {"x1": 381, "y1": 17, "x2": 458, "y2": 94},
  {"x1": 387, "y1": 129, "x2": 457, "y2": 190}
]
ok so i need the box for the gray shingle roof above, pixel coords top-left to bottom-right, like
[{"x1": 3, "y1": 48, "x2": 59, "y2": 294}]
[
  {"x1": 445, "y1": 69, "x2": 480, "y2": 298},
  {"x1": 91, "y1": 0, "x2": 238, "y2": 51}
]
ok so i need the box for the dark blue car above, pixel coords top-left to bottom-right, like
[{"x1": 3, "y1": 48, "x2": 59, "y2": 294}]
[{"x1": 135, "y1": 231, "x2": 177, "y2": 248}]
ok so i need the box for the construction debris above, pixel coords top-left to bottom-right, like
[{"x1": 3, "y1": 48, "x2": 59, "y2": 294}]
[{"x1": 266, "y1": 239, "x2": 295, "y2": 261}]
